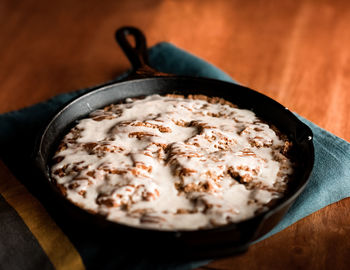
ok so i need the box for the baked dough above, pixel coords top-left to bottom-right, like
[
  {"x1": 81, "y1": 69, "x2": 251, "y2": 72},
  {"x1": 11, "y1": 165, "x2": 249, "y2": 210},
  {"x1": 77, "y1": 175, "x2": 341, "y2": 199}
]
[{"x1": 51, "y1": 94, "x2": 293, "y2": 230}]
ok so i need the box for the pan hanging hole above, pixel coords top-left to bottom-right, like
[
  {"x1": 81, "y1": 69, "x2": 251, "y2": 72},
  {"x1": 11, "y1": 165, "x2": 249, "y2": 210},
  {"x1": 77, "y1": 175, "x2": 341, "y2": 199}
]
[{"x1": 126, "y1": 34, "x2": 136, "y2": 48}]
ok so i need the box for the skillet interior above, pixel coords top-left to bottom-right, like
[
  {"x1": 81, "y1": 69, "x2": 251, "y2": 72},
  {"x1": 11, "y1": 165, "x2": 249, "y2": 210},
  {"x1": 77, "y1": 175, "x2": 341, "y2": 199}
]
[{"x1": 36, "y1": 76, "x2": 314, "y2": 259}]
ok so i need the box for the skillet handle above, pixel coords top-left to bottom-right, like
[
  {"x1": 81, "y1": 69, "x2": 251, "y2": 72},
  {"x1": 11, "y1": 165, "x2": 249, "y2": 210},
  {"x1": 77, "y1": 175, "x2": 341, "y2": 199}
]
[{"x1": 115, "y1": 26, "x2": 170, "y2": 78}]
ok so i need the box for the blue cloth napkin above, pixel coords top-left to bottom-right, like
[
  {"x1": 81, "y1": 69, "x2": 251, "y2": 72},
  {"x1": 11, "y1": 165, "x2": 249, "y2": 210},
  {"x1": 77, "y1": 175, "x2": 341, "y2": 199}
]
[{"x1": 0, "y1": 42, "x2": 349, "y2": 270}]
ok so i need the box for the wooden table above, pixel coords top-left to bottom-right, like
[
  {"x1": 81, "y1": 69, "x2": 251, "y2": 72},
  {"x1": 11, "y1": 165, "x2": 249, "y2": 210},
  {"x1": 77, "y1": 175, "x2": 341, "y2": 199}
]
[{"x1": 1, "y1": 0, "x2": 349, "y2": 269}]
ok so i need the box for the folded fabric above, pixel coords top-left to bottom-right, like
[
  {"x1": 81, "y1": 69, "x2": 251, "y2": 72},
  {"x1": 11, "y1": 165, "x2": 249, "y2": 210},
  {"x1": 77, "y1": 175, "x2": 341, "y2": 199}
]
[{"x1": 0, "y1": 42, "x2": 349, "y2": 270}]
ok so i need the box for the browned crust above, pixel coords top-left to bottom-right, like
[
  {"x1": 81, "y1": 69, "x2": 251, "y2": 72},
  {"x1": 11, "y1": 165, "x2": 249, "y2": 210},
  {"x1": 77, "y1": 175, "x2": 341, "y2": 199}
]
[{"x1": 50, "y1": 93, "x2": 296, "y2": 227}]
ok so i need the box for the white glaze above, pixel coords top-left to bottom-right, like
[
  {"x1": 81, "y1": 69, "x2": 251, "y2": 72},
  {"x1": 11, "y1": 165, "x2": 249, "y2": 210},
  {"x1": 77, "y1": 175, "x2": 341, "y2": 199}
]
[{"x1": 51, "y1": 94, "x2": 293, "y2": 230}]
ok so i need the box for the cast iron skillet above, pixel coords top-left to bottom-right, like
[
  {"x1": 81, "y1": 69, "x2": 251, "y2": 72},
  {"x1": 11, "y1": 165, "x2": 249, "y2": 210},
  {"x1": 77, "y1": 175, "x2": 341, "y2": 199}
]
[{"x1": 36, "y1": 26, "x2": 314, "y2": 259}]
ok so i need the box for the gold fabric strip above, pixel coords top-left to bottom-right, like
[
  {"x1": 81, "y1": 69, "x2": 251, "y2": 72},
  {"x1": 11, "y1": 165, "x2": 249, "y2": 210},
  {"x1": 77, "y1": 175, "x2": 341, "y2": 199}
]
[{"x1": 0, "y1": 161, "x2": 85, "y2": 270}]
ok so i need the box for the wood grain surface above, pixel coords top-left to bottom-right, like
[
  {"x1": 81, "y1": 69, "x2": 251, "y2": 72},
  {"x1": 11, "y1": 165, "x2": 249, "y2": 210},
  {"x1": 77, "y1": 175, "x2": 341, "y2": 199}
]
[{"x1": 0, "y1": 0, "x2": 349, "y2": 269}]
